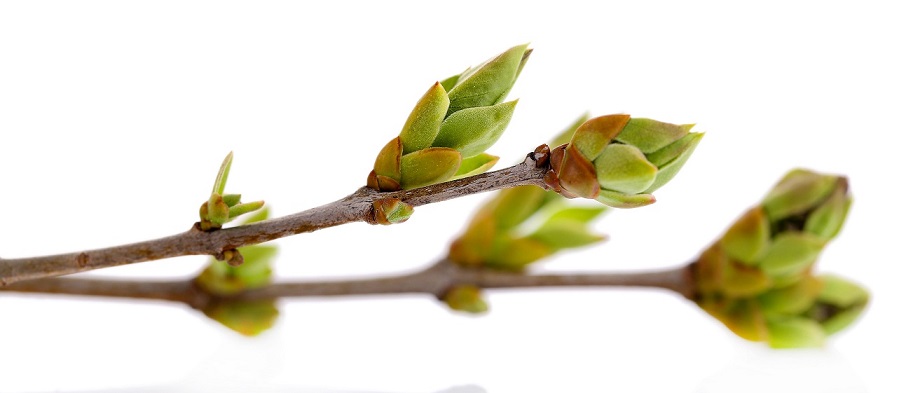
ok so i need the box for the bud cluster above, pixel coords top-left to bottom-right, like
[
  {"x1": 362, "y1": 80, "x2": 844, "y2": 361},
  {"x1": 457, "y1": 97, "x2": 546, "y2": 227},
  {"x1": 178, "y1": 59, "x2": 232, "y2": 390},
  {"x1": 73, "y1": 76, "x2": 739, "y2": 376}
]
[
  {"x1": 198, "y1": 152, "x2": 265, "y2": 231},
  {"x1": 547, "y1": 115, "x2": 703, "y2": 208},
  {"x1": 367, "y1": 45, "x2": 531, "y2": 191},
  {"x1": 693, "y1": 169, "x2": 868, "y2": 347}
]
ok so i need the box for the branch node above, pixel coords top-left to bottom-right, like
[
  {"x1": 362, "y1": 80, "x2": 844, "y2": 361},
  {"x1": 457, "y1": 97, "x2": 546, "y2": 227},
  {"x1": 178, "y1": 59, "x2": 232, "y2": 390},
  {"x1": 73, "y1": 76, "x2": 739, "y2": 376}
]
[{"x1": 76, "y1": 253, "x2": 90, "y2": 268}]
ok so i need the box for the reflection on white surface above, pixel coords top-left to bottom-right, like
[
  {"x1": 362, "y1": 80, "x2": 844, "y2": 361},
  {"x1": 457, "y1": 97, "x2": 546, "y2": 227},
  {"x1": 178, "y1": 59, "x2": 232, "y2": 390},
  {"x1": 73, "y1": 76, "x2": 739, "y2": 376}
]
[{"x1": 697, "y1": 348, "x2": 867, "y2": 393}]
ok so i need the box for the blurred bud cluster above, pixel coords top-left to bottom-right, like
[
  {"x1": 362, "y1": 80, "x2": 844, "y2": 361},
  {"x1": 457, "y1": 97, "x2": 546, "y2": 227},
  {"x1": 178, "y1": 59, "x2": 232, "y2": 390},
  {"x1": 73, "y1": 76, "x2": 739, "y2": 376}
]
[{"x1": 693, "y1": 169, "x2": 868, "y2": 347}]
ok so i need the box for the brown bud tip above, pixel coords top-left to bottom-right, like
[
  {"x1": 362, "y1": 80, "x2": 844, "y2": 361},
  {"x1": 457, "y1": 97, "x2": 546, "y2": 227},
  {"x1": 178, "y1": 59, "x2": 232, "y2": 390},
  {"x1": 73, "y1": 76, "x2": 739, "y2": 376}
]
[
  {"x1": 532, "y1": 144, "x2": 551, "y2": 168},
  {"x1": 557, "y1": 144, "x2": 600, "y2": 199}
]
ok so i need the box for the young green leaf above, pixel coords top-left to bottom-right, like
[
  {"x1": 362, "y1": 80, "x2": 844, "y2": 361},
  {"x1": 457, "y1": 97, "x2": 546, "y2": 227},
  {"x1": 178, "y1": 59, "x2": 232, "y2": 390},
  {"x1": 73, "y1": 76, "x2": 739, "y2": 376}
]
[
  {"x1": 757, "y1": 232, "x2": 825, "y2": 278},
  {"x1": 212, "y1": 151, "x2": 234, "y2": 195},
  {"x1": 766, "y1": 317, "x2": 826, "y2": 348},
  {"x1": 228, "y1": 200, "x2": 265, "y2": 220},
  {"x1": 594, "y1": 144, "x2": 659, "y2": 195},
  {"x1": 762, "y1": 169, "x2": 839, "y2": 221},
  {"x1": 720, "y1": 207, "x2": 771, "y2": 265},
  {"x1": 528, "y1": 220, "x2": 605, "y2": 250},
  {"x1": 433, "y1": 100, "x2": 518, "y2": 158},
  {"x1": 399, "y1": 147, "x2": 462, "y2": 189},
  {"x1": 570, "y1": 114, "x2": 630, "y2": 160},
  {"x1": 594, "y1": 189, "x2": 656, "y2": 208},
  {"x1": 643, "y1": 132, "x2": 703, "y2": 193},
  {"x1": 615, "y1": 118, "x2": 689, "y2": 153},
  {"x1": 451, "y1": 153, "x2": 500, "y2": 180},
  {"x1": 399, "y1": 82, "x2": 450, "y2": 154}
]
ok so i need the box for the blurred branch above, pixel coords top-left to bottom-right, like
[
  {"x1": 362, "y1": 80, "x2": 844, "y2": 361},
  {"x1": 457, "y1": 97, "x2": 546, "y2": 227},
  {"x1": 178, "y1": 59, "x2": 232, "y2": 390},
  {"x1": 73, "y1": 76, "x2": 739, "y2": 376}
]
[
  {"x1": 0, "y1": 259, "x2": 694, "y2": 309},
  {"x1": 0, "y1": 153, "x2": 549, "y2": 286}
]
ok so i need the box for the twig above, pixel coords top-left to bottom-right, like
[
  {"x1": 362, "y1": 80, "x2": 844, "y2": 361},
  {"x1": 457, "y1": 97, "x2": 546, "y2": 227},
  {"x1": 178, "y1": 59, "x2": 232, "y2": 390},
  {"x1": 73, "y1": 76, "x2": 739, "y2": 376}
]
[
  {"x1": 0, "y1": 260, "x2": 695, "y2": 309},
  {"x1": 0, "y1": 153, "x2": 549, "y2": 286}
]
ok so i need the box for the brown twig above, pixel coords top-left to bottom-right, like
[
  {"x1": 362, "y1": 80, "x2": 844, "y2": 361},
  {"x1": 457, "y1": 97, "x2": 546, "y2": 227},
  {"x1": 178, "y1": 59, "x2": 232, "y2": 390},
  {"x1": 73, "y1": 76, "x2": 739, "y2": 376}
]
[
  {"x1": 0, "y1": 153, "x2": 549, "y2": 286},
  {"x1": 0, "y1": 260, "x2": 694, "y2": 309}
]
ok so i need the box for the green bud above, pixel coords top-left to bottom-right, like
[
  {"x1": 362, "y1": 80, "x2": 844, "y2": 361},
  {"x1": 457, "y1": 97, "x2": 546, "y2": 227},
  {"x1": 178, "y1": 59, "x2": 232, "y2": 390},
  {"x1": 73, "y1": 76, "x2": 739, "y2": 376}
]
[
  {"x1": 594, "y1": 144, "x2": 659, "y2": 195},
  {"x1": 399, "y1": 82, "x2": 450, "y2": 154},
  {"x1": 433, "y1": 100, "x2": 518, "y2": 158},
  {"x1": 758, "y1": 232, "x2": 825, "y2": 278},
  {"x1": 223, "y1": 249, "x2": 244, "y2": 267},
  {"x1": 447, "y1": 44, "x2": 530, "y2": 115},
  {"x1": 206, "y1": 193, "x2": 230, "y2": 225},
  {"x1": 554, "y1": 114, "x2": 701, "y2": 208},
  {"x1": 202, "y1": 299, "x2": 279, "y2": 337},
  {"x1": 399, "y1": 147, "x2": 462, "y2": 189},
  {"x1": 762, "y1": 169, "x2": 839, "y2": 221},
  {"x1": 452, "y1": 153, "x2": 499, "y2": 180},
  {"x1": 371, "y1": 198, "x2": 415, "y2": 225},
  {"x1": 766, "y1": 317, "x2": 826, "y2": 348},
  {"x1": 720, "y1": 207, "x2": 771, "y2": 265},
  {"x1": 370, "y1": 45, "x2": 529, "y2": 191},
  {"x1": 443, "y1": 285, "x2": 489, "y2": 314},
  {"x1": 615, "y1": 118, "x2": 689, "y2": 153}
]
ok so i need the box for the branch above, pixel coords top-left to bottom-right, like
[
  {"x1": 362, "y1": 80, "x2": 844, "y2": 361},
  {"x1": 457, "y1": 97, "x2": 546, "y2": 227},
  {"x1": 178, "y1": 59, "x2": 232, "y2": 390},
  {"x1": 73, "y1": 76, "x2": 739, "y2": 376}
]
[
  {"x1": 0, "y1": 152, "x2": 549, "y2": 286},
  {"x1": 0, "y1": 259, "x2": 695, "y2": 310}
]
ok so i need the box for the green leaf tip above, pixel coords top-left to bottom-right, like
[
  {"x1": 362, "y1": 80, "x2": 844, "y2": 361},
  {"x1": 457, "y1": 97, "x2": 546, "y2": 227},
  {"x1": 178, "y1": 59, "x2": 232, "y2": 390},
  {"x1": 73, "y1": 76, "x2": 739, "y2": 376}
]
[
  {"x1": 212, "y1": 151, "x2": 233, "y2": 195},
  {"x1": 762, "y1": 169, "x2": 839, "y2": 222},
  {"x1": 447, "y1": 44, "x2": 530, "y2": 115}
]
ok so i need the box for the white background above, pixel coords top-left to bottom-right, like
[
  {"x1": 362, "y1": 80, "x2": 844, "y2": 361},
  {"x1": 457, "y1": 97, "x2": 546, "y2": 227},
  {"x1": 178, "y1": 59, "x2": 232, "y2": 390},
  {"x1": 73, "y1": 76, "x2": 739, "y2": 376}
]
[{"x1": 1, "y1": 1, "x2": 903, "y2": 392}]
